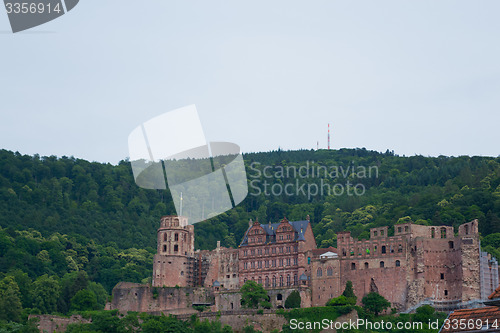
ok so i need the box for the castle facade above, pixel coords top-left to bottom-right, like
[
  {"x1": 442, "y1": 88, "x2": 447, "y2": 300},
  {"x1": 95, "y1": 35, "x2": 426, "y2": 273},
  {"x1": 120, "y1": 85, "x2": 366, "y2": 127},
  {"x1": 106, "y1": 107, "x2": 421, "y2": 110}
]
[{"x1": 146, "y1": 215, "x2": 499, "y2": 311}]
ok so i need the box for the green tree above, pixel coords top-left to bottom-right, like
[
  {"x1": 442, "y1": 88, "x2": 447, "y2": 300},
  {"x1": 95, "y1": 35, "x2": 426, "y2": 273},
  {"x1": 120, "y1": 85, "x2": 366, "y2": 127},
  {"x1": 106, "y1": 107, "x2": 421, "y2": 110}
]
[
  {"x1": 362, "y1": 292, "x2": 391, "y2": 316},
  {"x1": 240, "y1": 280, "x2": 270, "y2": 309},
  {"x1": 70, "y1": 289, "x2": 98, "y2": 312},
  {"x1": 326, "y1": 295, "x2": 354, "y2": 307},
  {"x1": 87, "y1": 282, "x2": 109, "y2": 310},
  {"x1": 32, "y1": 274, "x2": 60, "y2": 314},
  {"x1": 284, "y1": 290, "x2": 301, "y2": 309},
  {"x1": 341, "y1": 281, "x2": 357, "y2": 304},
  {"x1": 0, "y1": 276, "x2": 23, "y2": 322}
]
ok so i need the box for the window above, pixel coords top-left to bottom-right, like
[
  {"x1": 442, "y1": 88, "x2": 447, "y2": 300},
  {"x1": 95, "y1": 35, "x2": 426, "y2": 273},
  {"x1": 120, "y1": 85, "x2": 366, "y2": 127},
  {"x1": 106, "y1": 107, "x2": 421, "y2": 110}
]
[
  {"x1": 287, "y1": 258, "x2": 291, "y2": 266},
  {"x1": 258, "y1": 261, "x2": 262, "y2": 268},
  {"x1": 441, "y1": 228, "x2": 447, "y2": 239},
  {"x1": 244, "y1": 262, "x2": 248, "y2": 269},
  {"x1": 258, "y1": 277, "x2": 262, "y2": 284},
  {"x1": 381, "y1": 230, "x2": 384, "y2": 236},
  {"x1": 244, "y1": 250, "x2": 247, "y2": 256},
  {"x1": 381, "y1": 246, "x2": 386, "y2": 254},
  {"x1": 272, "y1": 260, "x2": 276, "y2": 267},
  {"x1": 279, "y1": 275, "x2": 283, "y2": 286},
  {"x1": 251, "y1": 250, "x2": 255, "y2": 256},
  {"x1": 163, "y1": 233, "x2": 167, "y2": 241},
  {"x1": 441, "y1": 273, "x2": 444, "y2": 280},
  {"x1": 287, "y1": 246, "x2": 290, "y2": 253},
  {"x1": 251, "y1": 262, "x2": 255, "y2": 269},
  {"x1": 163, "y1": 245, "x2": 167, "y2": 252},
  {"x1": 444, "y1": 290, "x2": 448, "y2": 296},
  {"x1": 398, "y1": 244, "x2": 403, "y2": 253},
  {"x1": 405, "y1": 226, "x2": 408, "y2": 232},
  {"x1": 265, "y1": 261, "x2": 269, "y2": 268},
  {"x1": 364, "y1": 262, "x2": 369, "y2": 269},
  {"x1": 327, "y1": 267, "x2": 333, "y2": 276},
  {"x1": 395, "y1": 260, "x2": 400, "y2": 267},
  {"x1": 308, "y1": 257, "x2": 311, "y2": 264},
  {"x1": 449, "y1": 241, "x2": 454, "y2": 249},
  {"x1": 351, "y1": 263, "x2": 356, "y2": 270},
  {"x1": 279, "y1": 247, "x2": 283, "y2": 253},
  {"x1": 465, "y1": 225, "x2": 469, "y2": 235},
  {"x1": 258, "y1": 249, "x2": 262, "y2": 255},
  {"x1": 272, "y1": 276, "x2": 277, "y2": 287},
  {"x1": 374, "y1": 231, "x2": 378, "y2": 237},
  {"x1": 265, "y1": 276, "x2": 270, "y2": 287},
  {"x1": 294, "y1": 275, "x2": 298, "y2": 285},
  {"x1": 317, "y1": 268, "x2": 323, "y2": 277},
  {"x1": 431, "y1": 228, "x2": 435, "y2": 239},
  {"x1": 380, "y1": 261, "x2": 385, "y2": 268},
  {"x1": 287, "y1": 275, "x2": 291, "y2": 286},
  {"x1": 174, "y1": 245, "x2": 178, "y2": 252},
  {"x1": 398, "y1": 227, "x2": 402, "y2": 233},
  {"x1": 272, "y1": 248, "x2": 276, "y2": 254},
  {"x1": 265, "y1": 248, "x2": 269, "y2": 254},
  {"x1": 174, "y1": 233, "x2": 178, "y2": 241},
  {"x1": 277, "y1": 293, "x2": 282, "y2": 300},
  {"x1": 342, "y1": 248, "x2": 346, "y2": 256},
  {"x1": 279, "y1": 259, "x2": 283, "y2": 266}
]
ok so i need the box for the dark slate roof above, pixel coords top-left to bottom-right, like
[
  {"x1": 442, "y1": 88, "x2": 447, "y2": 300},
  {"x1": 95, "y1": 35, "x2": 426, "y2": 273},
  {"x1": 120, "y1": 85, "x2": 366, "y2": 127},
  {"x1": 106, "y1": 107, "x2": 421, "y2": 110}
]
[
  {"x1": 239, "y1": 220, "x2": 310, "y2": 246},
  {"x1": 213, "y1": 280, "x2": 220, "y2": 287},
  {"x1": 299, "y1": 273, "x2": 308, "y2": 281}
]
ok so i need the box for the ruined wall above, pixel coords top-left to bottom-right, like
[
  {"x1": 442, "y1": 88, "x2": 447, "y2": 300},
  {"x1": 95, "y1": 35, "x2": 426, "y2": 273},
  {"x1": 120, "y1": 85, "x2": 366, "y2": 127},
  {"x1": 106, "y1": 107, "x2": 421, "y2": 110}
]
[
  {"x1": 203, "y1": 244, "x2": 239, "y2": 290},
  {"x1": 108, "y1": 282, "x2": 214, "y2": 313},
  {"x1": 30, "y1": 315, "x2": 91, "y2": 333}
]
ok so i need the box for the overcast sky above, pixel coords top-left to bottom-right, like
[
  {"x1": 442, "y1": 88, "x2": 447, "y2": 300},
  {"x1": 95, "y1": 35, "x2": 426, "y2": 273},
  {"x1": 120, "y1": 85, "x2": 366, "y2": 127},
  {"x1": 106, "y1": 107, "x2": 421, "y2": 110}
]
[{"x1": 1, "y1": 1, "x2": 499, "y2": 164}]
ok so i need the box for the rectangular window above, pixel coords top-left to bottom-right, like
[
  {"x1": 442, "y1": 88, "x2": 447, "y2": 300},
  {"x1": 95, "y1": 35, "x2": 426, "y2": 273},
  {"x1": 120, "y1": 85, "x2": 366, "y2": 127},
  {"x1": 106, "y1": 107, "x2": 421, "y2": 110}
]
[
  {"x1": 272, "y1": 260, "x2": 276, "y2": 267},
  {"x1": 441, "y1": 273, "x2": 444, "y2": 280}
]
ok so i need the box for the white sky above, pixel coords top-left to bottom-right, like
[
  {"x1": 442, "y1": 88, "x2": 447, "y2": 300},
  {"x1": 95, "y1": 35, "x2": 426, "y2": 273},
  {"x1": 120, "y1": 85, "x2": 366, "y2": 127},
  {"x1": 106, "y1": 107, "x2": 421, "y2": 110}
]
[{"x1": 1, "y1": 0, "x2": 499, "y2": 164}]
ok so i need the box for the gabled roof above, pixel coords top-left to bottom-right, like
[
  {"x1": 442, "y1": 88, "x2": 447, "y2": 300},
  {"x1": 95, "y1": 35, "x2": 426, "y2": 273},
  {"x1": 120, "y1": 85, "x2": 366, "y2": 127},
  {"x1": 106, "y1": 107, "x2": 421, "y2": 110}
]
[
  {"x1": 240, "y1": 219, "x2": 310, "y2": 246},
  {"x1": 319, "y1": 251, "x2": 338, "y2": 259},
  {"x1": 488, "y1": 285, "x2": 500, "y2": 300},
  {"x1": 440, "y1": 306, "x2": 500, "y2": 332}
]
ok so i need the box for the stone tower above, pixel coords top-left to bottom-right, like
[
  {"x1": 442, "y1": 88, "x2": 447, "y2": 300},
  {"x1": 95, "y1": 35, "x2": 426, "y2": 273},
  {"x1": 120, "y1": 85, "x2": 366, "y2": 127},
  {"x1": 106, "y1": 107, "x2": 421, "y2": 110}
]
[{"x1": 152, "y1": 215, "x2": 195, "y2": 287}]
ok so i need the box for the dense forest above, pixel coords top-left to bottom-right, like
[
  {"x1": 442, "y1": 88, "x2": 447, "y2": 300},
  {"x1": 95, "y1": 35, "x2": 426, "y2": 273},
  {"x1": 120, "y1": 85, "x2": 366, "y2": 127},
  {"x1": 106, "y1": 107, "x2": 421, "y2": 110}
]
[{"x1": 1, "y1": 148, "x2": 500, "y2": 326}]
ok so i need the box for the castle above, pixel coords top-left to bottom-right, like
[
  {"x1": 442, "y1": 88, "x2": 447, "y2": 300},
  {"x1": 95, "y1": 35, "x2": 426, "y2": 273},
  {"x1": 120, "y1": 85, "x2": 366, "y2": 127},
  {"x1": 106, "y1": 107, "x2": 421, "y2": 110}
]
[{"x1": 110, "y1": 215, "x2": 499, "y2": 313}]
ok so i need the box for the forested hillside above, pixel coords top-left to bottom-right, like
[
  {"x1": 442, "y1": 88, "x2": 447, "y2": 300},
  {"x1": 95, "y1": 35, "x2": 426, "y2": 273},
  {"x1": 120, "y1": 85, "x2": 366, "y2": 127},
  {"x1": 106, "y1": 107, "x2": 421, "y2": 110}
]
[{"x1": 1, "y1": 148, "x2": 500, "y2": 323}]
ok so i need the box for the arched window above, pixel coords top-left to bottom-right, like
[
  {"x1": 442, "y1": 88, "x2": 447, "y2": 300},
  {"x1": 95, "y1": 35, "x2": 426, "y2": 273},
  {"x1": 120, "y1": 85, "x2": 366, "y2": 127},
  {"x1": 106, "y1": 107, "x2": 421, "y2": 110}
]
[
  {"x1": 395, "y1": 260, "x2": 400, "y2": 267},
  {"x1": 258, "y1": 277, "x2": 262, "y2": 284},
  {"x1": 272, "y1": 276, "x2": 277, "y2": 287},
  {"x1": 398, "y1": 244, "x2": 403, "y2": 253},
  {"x1": 351, "y1": 263, "x2": 356, "y2": 270},
  {"x1": 465, "y1": 225, "x2": 469, "y2": 235},
  {"x1": 327, "y1": 267, "x2": 333, "y2": 276},
  {"x1": 277, "y1": 293, "x2": 283, "y2": 301},
  {"x1": 380, "y1": 261, "x2": 385, "y2": 268},
  {"x1": 287, "y1": 275, "x2": 291, "y2": 286},
  {"x1": 364, "y1": 262, "x2": 369, "y2": 269},
  {"x1": 279, "y1": 275, "x2": 283, "y2": 286},
  {"x1": 431, "y1": 228, "x2": 435, "y2": 238},
  {"x1": 294, "y1": 274, "x2": 298, "y2": 285},
  {"x1": 317, "y1": 268, "x2": 323, "y2": 277},
  {"x1": 163, "y1": 233, "x2": 167, "y2": 241},
  {"x1": 342, "y1": 248, "x2": 346, "y2": 256},
  {"x1": 174, "y1": 233, "x2": 178, "y2": 241},
  {"x1": 441, "y1": 227, "x2": 447, "y2": 239},
  {"x1": 265, "y1": 276, "x2": 269, "y2": 287}
]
